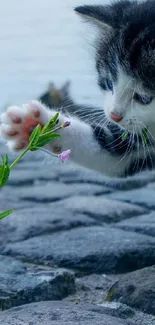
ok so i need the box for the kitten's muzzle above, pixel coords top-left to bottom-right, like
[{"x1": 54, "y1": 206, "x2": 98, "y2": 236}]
[{"x1": 111, "y1": 112, "x2": 123, "y2": 123}]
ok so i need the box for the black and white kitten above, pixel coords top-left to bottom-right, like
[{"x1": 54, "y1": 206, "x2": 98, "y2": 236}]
[{"x1": 1, "y1": 0, "x2": 155, "y2": 177}]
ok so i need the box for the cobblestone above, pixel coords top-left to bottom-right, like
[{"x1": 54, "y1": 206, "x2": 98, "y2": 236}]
[{"x1": 0, "y1": 146, "x2": 155, "y2": 324}]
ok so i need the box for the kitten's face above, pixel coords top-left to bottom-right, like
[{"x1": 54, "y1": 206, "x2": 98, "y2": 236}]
[
  {"x1": 75, "y1": 0, "x2": 155, "y2": 133},
  {"x1": 99, "y1": 67, "x2": 155, "y2": 133}
]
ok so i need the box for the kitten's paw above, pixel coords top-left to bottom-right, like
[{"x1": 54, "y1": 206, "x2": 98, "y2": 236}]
[{"x1": 0, "y1": 100, "x2": 50, "y2": 151}]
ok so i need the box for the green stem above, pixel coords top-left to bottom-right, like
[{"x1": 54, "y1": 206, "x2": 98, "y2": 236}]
[{"x1": 10, "y1": 146, "x2": 30, "y2": 169}]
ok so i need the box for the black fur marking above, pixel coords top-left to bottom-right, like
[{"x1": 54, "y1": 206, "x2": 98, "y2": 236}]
[
  {"x1": 92, "y1": 122, "x2": 137, "y2": 156},
  {"x1": 93, "y1": 121, "x2": 155, "y2": 176},
  {"x1": 125, "y1": 156, "x2": 155, "y2": 176}
]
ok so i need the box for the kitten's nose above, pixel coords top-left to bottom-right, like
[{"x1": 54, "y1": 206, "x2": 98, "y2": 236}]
[{"x1": 111, "y1": 112, "x2": 122, "y2": 122}]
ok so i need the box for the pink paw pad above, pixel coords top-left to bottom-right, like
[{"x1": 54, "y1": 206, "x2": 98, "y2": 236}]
[
  {"x1": 7, "y1": 130, "x2": 19, "y2": 137},
  {"x1": 14, "y1": 142, "x2": 27, "y2": 150},
  {"x1": 7, "y1": 113, "x2": 22, "y2": 124},
  {"x1": 22, "y1": 116, "x2": 43, "y2": 141},
  {"x1": 33, "y1": 110, "x2": 41, "y2": 118}
]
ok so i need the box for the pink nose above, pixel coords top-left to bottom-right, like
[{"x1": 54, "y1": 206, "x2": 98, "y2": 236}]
[{"x1": 111, "y1": 112, "x2": 122, "y2": 123}]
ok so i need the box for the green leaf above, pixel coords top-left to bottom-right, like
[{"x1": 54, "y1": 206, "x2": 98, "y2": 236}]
[
  {"x1": 2, "y1": 154, "x2": 9, "y2": 165},
  {"x1": 41, "y1": 113, "x2": 59, "y2": 134},
  {"x1": 0, "y1": 209, "x2": 14, "y2": 220},
  {"x1": 122, "y1": 131, "x2": 127, "y2": 140},
  {"x1": 51, "y1": 112, "x2": 59, "y2": 124},
  {"x1": 33, "y1": 133, "x2": 60, "y2": 149},
  {"x1": 29, "y1": 124, "x2": 41, "y2": 146},
  {"x1": 0, "y1": 164, "x2": 10, "y2": 187},
  {"x1": 142, "y1": 127, "x2": 148, "y2": 145},
  {"x1": 29, "y1": 147, "x2": 38, "y2": 151}
]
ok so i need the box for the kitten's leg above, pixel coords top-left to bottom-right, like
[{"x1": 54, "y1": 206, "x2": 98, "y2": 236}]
[{"x1": 0, "y1": 100, "x2": 131, "y2": 177}]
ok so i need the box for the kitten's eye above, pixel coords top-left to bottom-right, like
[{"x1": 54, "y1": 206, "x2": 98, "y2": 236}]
[
  {"x1": 106, "y1": 79, "x2": 113, "y2": 92},
  {"x1": 134, "y1": 93, "x2": 153, "y2": 105},
  {"x1": 99, "y1": 78, "x2": 114, "y2": 93}
]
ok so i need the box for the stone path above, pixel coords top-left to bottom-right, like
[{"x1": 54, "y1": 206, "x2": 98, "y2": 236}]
[{"x1": 0, "y1": 145, "x2": 155, "y2": 324}]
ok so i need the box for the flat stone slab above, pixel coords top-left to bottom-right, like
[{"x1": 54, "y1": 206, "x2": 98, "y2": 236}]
[
  {"x1": 2, "y1": 226, "x2": 155, "y2": 274},
  {"x1": 7, "y1": 168, "x2": 58, "y2": 186},
  {"x1": 106, "y1": 265, "x2": 155, "y2": 316},
  {"x1": 0, "y1": 255, "x2": 75, "y2": 310},
  {"x1": 60, "y1": 167, "x2": 155, "y2": 190},
  {"x1": 106, "y1": 188, "x2": 155, "y2": 209},
  {"x1": 0, "y1": 192, "x2": 35, "y2": 212},
  {"x1": 97, "y1": 302, "x2": 135, "y2": 319},
  {"x1": 0, "y1": 206, "x2": 98, "y2": 244},
  {"x1": 115, "y1": 212, "x2": 155, "y2": 237},
  {"x1": 97, "y1": 302, "x2": 155, "y2": 325},
  {"x1": 2, "y1": 182, "x2": 108, "y2": 203},
  {"x1": 51, "y1": 196, "x2": 147, "y2": 223},
  {"x1": 0, "y1": 301, "x2": 136, "y2": 325}
]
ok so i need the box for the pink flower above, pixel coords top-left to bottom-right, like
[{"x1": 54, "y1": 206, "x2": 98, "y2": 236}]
[
  {"x1": 62, "y1": 121, "x2": 71, "y2": 128},
  {"x1": 58, "y1": 149, "x2": 71, "y2": 162}
]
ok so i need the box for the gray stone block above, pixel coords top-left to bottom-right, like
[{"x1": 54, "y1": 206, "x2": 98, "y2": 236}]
[
  {"x1": 97, "y1": 302, "x2": 135, "y2": 319},
  {"x1": 51, "y1": 195, "x2": 147, "y2": 223},
  {"x1": 3, "y1": 182, "x2": 108, "y2": 203},
  {"x1": 106, "y1": 265, "x2": 155, "y2": 315},
  {"x1": 0, "y1": 193, "x2": 34, "y2": 212},
  {"x1": 2, "y1": 226, "x2": 155, "y2": 274},
  {"x1": 0, "y1": 255, "x2": 75, "y2": 310},
  {"x1": 8, "y1": 168, "x2": 58, "y2": 186},
  {"x1": 60, "y1": 168, "x2": 155, "y2": 190},
  {"x1": 106, "y1": 188, "x2": 155, "y2": 209},
  {"x1": 114, "y1": 212, "x2": 155, "y2": 237},
  {"x1": 0, "y1": 301, "x2": 136, "y2": 325},
  {"x1": 0, "y1": 206, "x2": 98, "y2": 244}
]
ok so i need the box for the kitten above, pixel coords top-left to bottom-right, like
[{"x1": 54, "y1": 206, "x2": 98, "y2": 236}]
[
  {"x1": 39, "y1": 81, "x2": 98, "y2": 118},
  {"x1": 1, "y1": 0, "x2": 155, "y2": 177},
  {"x1": 39, "y1": 81, "x2": 72, "y2": 110}
]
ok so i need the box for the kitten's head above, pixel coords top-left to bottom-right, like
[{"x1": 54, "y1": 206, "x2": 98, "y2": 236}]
[
  {"x1": 39, "y1": 81, "x2": 71, "y2": 108},
  {"x1": 75, "y1": 0, "x2": 155, "y2": 133}
]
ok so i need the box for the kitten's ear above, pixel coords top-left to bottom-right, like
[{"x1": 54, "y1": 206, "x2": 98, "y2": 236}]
[
  {"x1": 74, "y1": 5, "x2": 112, "y2": 31},
  {"x1": 48, "y1": 82, "x2": 57, "y2": 93},
  {"x1": 74, "y1": 1, "x2": 131, "y2": 30},
  {"x1": 60, "y1": 81, "x2": 71, "y2": 98}
]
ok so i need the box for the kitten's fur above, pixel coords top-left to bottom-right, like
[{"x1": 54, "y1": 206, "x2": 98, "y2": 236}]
[{"x1": 1, "y1": 0, "x2": 155, "y2": 177}]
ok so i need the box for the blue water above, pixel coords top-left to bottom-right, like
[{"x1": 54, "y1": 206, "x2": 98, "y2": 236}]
[{"x1": 0, "y1": 0, "x2": 108, "y2": 111}]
